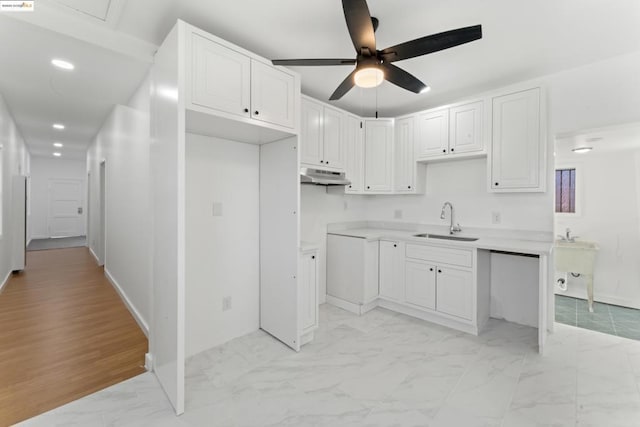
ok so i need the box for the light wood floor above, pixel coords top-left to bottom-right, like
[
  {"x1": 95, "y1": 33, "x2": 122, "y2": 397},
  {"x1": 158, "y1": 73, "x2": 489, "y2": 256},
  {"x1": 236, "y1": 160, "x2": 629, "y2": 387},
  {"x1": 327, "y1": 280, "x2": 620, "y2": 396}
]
[{"x1": 0, "y1": 247, "x2": 148, "y2": 426}]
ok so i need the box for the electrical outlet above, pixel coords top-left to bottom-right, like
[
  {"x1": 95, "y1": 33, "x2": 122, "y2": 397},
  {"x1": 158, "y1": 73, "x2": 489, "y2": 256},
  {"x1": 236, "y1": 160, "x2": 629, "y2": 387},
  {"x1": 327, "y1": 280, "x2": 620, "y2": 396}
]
[
  {"x1": 491, "y1": 211, "x2": 502, "y2": 224},
  {"x1": 222, "y1": 296, "x2": 232, "y2": 311},
  {"x1": 394, "y1": 209, "x2": 403, "y2": 219}
]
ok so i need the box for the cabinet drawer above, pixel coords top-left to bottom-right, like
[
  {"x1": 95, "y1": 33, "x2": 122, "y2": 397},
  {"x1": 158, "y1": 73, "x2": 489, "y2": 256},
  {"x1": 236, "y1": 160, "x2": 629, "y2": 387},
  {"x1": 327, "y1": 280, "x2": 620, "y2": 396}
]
[{"x1": 405, "y1": 244, "x2": 472, "y2": 267}]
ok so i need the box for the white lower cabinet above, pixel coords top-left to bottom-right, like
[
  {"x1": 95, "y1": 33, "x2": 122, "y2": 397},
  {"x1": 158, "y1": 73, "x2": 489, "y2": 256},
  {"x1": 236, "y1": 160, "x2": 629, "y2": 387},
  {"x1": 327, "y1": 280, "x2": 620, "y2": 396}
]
[
  {"x1": 404, "y1": 259, "x2": 436, "y2": 310},
  {"x1": 379, "y1": 240, "x2": 405, "y2": 302},
  {"x1": 299, "y1": 247, "x2": 319, "y2": 345},
  {"x1": 435, "y1": 266, "x2": 473, "y2": 320}
]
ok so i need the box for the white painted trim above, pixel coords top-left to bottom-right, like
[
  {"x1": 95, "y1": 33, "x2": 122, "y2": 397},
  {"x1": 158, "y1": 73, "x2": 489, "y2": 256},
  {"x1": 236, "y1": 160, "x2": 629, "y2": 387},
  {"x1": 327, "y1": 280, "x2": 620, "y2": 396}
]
[
  {"x1": 0, "y1": 270, "x2": 11, "y2": 294},
  {"x1": 378, "y1": 298, "x2": 479, "y2": 335},
  {"x1": 104, "y1": 268, "x2": 149, "y2": 338},
  {"x1": 325, "y1": 294, "x2": 378, "y2": 315},
  {"x1": 145, "y1": 353, "x2": 154, "y2": 372},
  {"x1": 89, "y1": 246, "x2": 100, "y2": 264}
]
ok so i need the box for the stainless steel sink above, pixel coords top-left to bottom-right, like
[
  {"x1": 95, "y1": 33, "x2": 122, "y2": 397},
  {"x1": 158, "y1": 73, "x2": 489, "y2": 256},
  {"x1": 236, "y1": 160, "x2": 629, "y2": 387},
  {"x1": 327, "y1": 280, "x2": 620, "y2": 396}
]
[{"x1": 413, "y1": 233, "x2": 479, "y2": 242}]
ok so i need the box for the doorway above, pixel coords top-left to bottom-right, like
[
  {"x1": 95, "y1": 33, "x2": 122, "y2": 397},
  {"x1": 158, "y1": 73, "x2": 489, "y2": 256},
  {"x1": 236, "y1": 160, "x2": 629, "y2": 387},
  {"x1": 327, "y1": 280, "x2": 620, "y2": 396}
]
[
  {"x1": 47, "y1": 179, "x2": 84, "y2": 237},
  {"x1": 553, "y1": 122, "x2": 640, "y2": 340}
]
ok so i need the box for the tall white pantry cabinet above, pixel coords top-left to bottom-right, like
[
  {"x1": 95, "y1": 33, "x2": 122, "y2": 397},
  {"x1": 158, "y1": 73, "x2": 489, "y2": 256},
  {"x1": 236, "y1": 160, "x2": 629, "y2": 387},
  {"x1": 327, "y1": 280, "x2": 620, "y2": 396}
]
[{"x1": 150, "y1": 20, "x2": 310, "y2": 415}]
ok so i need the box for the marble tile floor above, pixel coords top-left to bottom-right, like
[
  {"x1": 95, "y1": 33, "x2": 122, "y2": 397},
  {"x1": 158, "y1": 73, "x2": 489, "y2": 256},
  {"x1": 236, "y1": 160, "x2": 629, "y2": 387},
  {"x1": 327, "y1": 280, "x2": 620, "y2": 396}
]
[
  {"x1": 19, "y1": 304, "x2": 640, "y2": 427},
  {"x1": 556, "y1": 294, "x2": 640, "y2": 340}
]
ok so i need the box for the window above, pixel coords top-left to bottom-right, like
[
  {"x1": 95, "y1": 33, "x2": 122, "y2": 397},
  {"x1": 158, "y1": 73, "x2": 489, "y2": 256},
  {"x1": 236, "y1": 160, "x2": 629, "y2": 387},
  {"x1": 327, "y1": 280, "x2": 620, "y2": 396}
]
[{"x1": 555, "y1": 168, "x2": 576, "y2": 213}]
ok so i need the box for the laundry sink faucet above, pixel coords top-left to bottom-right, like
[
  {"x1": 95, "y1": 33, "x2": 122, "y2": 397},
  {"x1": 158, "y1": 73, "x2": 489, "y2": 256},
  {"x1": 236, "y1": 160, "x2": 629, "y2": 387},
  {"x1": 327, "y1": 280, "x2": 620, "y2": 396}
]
[
  {"x1": 558, "y1": 227, "x2": 579, "y2": 243},
  {"x1": 440, "y1": 202, "x2": 462, "y2": 235}
]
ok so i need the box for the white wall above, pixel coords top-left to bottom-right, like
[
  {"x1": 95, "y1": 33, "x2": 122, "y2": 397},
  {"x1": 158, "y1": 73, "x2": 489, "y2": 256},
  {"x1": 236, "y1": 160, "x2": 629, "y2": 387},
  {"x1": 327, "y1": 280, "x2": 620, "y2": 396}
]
[
  {"x1": 300, "y1": 185, "x2": 367, "y2": 303},
  {"x1": 0, "y1": 93, "x2": 30, "y2": 289},
  {"x1": 555, "y1": 147, "x2": 640, "y2": 308},
  {"x1": 29, "y1": 156, "x2": 86, "y2": 239},
  {"x1": 185, "y1": 133, "x2": 260, "y2": 357},
  {"x1": 86, "y1": 75, "x2": 151, "y2": 333}
]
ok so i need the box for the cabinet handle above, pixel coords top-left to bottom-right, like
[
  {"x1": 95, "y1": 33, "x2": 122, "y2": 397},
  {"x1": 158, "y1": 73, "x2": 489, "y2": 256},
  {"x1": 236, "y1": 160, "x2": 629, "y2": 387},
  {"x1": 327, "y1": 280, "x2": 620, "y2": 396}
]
[
  {"x1": 254, "y1": 111, "x2": 259, "y2": 115},
  {"x1": 326, "y1": 161, "x2": 330, "y2": 165},
  {"x1": 438, "y1": 269, "x2": 442, "y2": 273},
  {"x1": 407, "y1": 185, "x2": 411, "y2": 189},
  {"x1": 311, "y1": 255, "x2": 315, "y2": 259},
  {"x1": 320, "y1": 160, "x2": 324, "y2": 163},
  {"x1": 450, "y1": 148, "x2": 455, "y2": 152},
  {"x1": 429, "y1": 268, "x2": 433, "y2": 272},
  {"x1": 442, "y1": 149, "x2": 446, "y2": 153},
  {"x1": 495, "y1": 182, "x2": 499, "y2": 186},
  {"x1": 393, "y1": 244, "x2": 397, "y2": 248},
  {"x1": 243, "y1": 108, "x2": 249, "y2": 113},
  {"x1": 367, "y1": 186, "x2": 371, "y2": 189},
  {"x1": 348, "y1": 185, "x2": 352, "y2": 188}
]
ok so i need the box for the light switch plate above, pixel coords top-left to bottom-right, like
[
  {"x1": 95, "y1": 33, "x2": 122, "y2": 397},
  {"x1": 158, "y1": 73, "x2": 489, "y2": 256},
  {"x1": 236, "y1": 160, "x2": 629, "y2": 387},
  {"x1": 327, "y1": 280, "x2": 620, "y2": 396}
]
[{"x1": 491, "y1": 211, "x2": 501, "y2": 224}]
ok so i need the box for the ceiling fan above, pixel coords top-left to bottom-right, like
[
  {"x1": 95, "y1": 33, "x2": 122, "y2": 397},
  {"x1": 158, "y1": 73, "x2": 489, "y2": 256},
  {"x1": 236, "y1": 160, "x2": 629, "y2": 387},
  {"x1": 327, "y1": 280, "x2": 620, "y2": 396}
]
[{"x1": 272, "y1": 0, "x2": 482, "y2": 100}]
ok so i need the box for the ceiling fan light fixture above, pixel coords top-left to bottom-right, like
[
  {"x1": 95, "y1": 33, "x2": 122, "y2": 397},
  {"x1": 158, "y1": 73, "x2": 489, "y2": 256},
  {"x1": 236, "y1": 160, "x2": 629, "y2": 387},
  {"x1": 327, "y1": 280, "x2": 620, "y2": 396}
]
[
  {"x1": 420, "y1": 86, "x2": 431, "y2": 94},
  {"x1": 354, "y1": 66, "x2": 384, "y2": 88}
]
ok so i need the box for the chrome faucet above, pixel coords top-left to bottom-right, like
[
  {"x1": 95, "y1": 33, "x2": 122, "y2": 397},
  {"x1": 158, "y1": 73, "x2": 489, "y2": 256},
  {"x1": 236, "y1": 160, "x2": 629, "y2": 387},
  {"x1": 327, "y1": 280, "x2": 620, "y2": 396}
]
[
  {"x1": 440, "y1": 202, "x2": 462, "y2": 235},
  {"x1": 558, "y1": 227, "x2": 579, "y2": 243}
]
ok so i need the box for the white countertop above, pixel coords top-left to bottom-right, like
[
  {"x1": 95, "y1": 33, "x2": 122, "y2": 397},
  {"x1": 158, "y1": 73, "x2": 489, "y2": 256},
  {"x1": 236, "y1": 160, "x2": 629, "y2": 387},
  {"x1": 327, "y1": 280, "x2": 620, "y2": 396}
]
[{"x1": 327, "y1": 222, "x2": 553, "y2": 256}]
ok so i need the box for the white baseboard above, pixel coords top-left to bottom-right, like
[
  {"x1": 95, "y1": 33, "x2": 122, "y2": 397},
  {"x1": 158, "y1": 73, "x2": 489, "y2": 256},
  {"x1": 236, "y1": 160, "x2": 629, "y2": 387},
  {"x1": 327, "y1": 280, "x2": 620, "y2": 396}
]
[
  {"x1": 325, "y1": 295, "x2": 378, "y2": 315},
  {"x1": 145, "y1": 353, "x2": 153, "y2": 371},
  {"x1": 378, "y1": 298, "x2": 479, "y2": 335},
  {"x1": 89, "y1": 247, "x2": 100, "y2": 264},
  {"x1": 104, "y1": 268, "x2": 149, "y2": 338},
  {"x1": 0, "y1": 270, "x2": 11, "y2": 294}
]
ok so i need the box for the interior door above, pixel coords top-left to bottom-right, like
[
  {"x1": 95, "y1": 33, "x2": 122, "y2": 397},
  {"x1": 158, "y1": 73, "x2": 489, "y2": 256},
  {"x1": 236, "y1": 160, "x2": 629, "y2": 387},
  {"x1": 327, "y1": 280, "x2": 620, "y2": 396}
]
[{"x1": 48, "y1": 179, "x2": 84, "y2": 238}]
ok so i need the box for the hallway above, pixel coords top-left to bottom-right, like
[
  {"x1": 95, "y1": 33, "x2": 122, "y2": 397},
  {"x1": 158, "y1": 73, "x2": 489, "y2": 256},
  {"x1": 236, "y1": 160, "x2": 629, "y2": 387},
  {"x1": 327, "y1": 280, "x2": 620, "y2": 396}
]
[{"x1": 0, "y1": 247, "x2": 148, "y2": 426}]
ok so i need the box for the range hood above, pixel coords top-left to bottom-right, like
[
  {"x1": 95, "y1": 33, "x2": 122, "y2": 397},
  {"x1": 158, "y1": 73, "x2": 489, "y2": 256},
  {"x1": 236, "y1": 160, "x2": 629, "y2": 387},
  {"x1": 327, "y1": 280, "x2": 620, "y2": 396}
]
[{"x1": 300, "y1": 167, "x2": 351, "y2": 186}]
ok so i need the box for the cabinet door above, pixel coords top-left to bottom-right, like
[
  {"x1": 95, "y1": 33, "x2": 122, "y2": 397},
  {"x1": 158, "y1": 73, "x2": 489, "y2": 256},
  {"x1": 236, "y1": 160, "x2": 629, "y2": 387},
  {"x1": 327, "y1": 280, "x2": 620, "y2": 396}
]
[
  {"x1": 300, "y1": 251, "x2": 318, "y2": 332},
  {"x1": 436, "y1": 266, "x2": 473, "y2": 320},
  {"x1": 300, "y1": 98, "x2": 324, "y2": 166},
  {"x1": 405, "y1": 259, "x2": 436, "y2": 310},
  {"x1": 416, "y1": 109, "x2": 449, "y2": 158},
  {"x1": 364, "y1": 119, "x2": 393, "y2": 192},
  {"x1": 344, "y1": 116, "x2": 363, "y2": 193},
  {"x1": 449, "y1": 101, "x2": 484, "y2": 155},
  {"x1": 394, "y1": 117, "x2": 415, "y2": 192},
  {"x1": 490, "y1": 88, "x2": 541, "y2": 191},
  {"x1": 191, "y1": 33, "x2": 251, "y2": 118},
  {"x1": 323, "y1": 106, "x2": 345, "y2": 169},
  {"x1": 251, "y1": 60, "x2": 295, "y2": 128},
  {"x1": 379, "y1": 241, "x2": 404, "y2": 302}
]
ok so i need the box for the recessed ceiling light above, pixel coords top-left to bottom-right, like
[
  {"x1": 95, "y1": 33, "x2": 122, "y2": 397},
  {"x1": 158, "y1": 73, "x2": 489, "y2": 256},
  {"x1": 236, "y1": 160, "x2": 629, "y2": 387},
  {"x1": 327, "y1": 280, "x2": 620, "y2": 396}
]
[
  {"x1": 53, "y1": 152, "x2": 62, "y2": 157},
  {"x1": 572, "y1": 147, "x2": 593, "y2": 154},
  {"x1": 51, "y1": 59, "x2": 75, "y2": 70},
  {"x1": 53, "y1": 123, "x2": 65, "y2": 130},
  {"x1": 53, "y1": 142, "x2": 63, "y2": 148}
]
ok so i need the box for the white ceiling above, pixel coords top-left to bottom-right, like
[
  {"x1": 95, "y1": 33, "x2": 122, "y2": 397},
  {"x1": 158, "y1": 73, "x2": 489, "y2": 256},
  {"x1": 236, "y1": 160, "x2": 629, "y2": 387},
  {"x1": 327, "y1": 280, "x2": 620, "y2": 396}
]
[
  {"x1": 2, "y1": 0, "x2": 640, "y2": 159},
  {"x1": 556, "y1": 122, "x2": 640, "y2": 158}
]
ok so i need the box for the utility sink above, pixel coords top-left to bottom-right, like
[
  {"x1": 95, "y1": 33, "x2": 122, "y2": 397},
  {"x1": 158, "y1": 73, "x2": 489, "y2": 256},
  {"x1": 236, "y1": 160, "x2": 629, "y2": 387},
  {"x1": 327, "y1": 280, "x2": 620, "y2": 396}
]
[
  {"x1": 413, "y1": 233, "x2": 479, "y2": 242},
  {"x1": 555, "y1": 240, "x2": 599, "y2": 274}
]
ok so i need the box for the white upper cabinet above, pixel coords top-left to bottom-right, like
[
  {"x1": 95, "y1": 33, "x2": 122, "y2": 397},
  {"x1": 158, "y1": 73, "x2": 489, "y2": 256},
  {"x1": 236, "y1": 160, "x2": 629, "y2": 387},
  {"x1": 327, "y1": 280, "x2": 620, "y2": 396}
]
[
  {"x1": 344, "y1": 115, "x2": 363, "y2": 193},
  {"x1": 251, "y1": 60, "x2": 296, "y2": 128},
  {"x1": 300, "y1": 98, "x2": 324, "y2": 165},
  {"x1": 416, "y1": 108, "x2": 449, "y2": 158},
  {"x1": 188, "y1": 29, "x2": 297, "y2": 130},
  {"x1": 322, "y1": 106, "x2": 344, "y2": 169},
  {"x1": 364, "y1": 119, "x2": 394, "y2": 192},
  {"x1": 449, "y1": 101, "x2": 484, "y2": 155},
  {"x1": 191, "y1": 33, "x2": 251, "y2": 119},
  {"x1": 394, "y1": 117, "x2": 415, "y2": 193},
  {"x1": 490, "y1": 88, "x2": 544, "y2": 192},
  {"x1": 300, "y1": 98, "x2": 345, "y2": 170},
  {"x1": 416, "y1": 101, "x2": 485, "y2": 161}
]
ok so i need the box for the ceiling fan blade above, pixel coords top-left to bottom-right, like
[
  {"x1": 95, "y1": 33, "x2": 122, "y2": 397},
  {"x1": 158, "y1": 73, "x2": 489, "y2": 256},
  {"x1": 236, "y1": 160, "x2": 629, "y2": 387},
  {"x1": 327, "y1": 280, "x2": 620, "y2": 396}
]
[
  {"x1": 342, "y1": 0, "x2": 376, "y2": 53},
  {"x1": 380, "y1": 63, "x2": 427, "y2": 94},
  {"x1": 329, "y1": 69, "x2": 358, "y2": 100},
  {"x1": 272, "y1": 58, "x2": 356, "y2": 66},
  {"x1": 380, "y1": 25, "x2": 482, "y2": 63}
]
